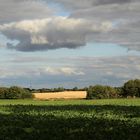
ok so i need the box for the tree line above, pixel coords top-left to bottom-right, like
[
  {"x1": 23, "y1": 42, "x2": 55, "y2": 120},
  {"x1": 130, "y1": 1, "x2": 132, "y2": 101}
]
[
  {"x1": 0, "y1": 79, "x2": 140, "y2": 99},
  {"x1": 0, "y1": 86, "x2": 33, "y2": 99},
  {"x1": 87, "y1": 79, "x2": 140, "y2": 99}
]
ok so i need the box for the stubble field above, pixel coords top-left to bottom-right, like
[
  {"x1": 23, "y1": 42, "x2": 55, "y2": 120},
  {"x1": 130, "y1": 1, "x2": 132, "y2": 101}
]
[{"x1": 33, "y1": 91, "x2": 87, "y2": 100}]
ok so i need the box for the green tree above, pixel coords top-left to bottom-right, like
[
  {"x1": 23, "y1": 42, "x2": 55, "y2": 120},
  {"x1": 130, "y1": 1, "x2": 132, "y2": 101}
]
[
  {"x1": 5, "y1": 86, "x2": 33, "y2": 99},
  {"x1": 72, "y1": 87, "x2": 78, "y2": 91},
  {"x1": 87, "y1": 85, "x2": 118, "y2": 99},
  {"x1": 0, "y1": 87, "x2": 8, "y2": 99},
  {"x1": 22, "y1": 88, "x2": 34, "y2": 99},
  {"x1": 123, "y1": 79, "x2": 140, "y2": 97},
  {"x1": 114, "y1": 87, "x2": 124, "y2": 98},
  {"x1": 52, "y1": 87, "x2": 64, "y2": 92},
  {"x1": 5, "y1": 86, "x2": 22, "y2": 99},
  {"x1": 57, "y1": 87, "x2": 64, "y2": 92}
]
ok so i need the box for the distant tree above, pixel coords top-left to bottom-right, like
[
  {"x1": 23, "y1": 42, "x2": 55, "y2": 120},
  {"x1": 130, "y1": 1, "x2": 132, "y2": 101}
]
[
  {"x1": 123, "y1": 79, "x2": 140, "y2": 97},
  {"x1": 5, "y1": 86, "x2": 33, "y2": 99},
  {"x1": 114, "y1": 87, "x2": 124, "y2": 98},
  {"x1": 87, "y1": 85, "x2": 118, "y2": 99},
  {"x1": 72, "y1": 87, "x2": 78, "y2": 91},
  {"x1": 83, "y1": 87, "x2": 88, "y2": 91},
  {"x1": 51, "y1": 87, "x2": 64, "y2": 92},
  {"x1": 0, "y1": 87, "x2": 8, "y2": 99},
  {"x1": 5, "y1": 86, "x2": 22, "y2": 99},
  {"x1": 22, "y1": 88, "x2": 34, "y2": 99},
  {"x1": 39, "y1": 88, "x2": 45, "y2": 93},
  {"x1": 57, "y1": 87, "x2": 65, "y2": 92}
]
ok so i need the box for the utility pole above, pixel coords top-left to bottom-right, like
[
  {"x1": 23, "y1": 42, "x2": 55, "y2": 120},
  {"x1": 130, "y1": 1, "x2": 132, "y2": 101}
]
[{"x1": 29, "y1": 79, "x2": 32, "y2": 90}]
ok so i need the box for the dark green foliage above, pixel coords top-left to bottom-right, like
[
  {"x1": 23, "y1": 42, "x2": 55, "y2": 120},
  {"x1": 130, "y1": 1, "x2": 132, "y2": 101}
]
[
  {"x1": 0, "y1": 87, "x2": 8, "y2": 99},
  {"x1": 123, "y1": 79, "x2": 140, "y2": 97},
  {"x1": 36, "y1": 87, "x2": 65, "y2": 93},
  {"x1": 6, "y1": 86, "x2": 23, "y2": 99},
  {"x1": 87, "y1": 85, "x2": 118, "y2": 99},
  {"x1": 55, "y1": 87, "x2": 65, "y2": 92},
  {"x1": 114, "y1": 87, "x2": 124, "y2": 97},
  {"x1": 0, "y1": 100, "x2": 140, "y2": 140},
  {"x1": 22, "y1": 88, "x2": 34, "y2": 99},
  {"x1": 87, "y1": 79, "x2": 140, "y2": 99},
  {"x1": 1, "y1": 79, "x2": 140, "y2": 99},
  {"x1": 72, "y1": 87, "x2": 78, "y2": 91},
  {"x1": 0, "y1": 86, "x2": 33, "y2": 99}
]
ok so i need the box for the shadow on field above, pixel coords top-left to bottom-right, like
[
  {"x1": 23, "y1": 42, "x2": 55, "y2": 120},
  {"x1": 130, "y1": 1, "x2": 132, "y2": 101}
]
[
  {"x1": 0, "y1": 105, "x2": 140, "y2": 140},
  {"x1": 3, "y1": 104, "x2": 140, "y2": 118}
]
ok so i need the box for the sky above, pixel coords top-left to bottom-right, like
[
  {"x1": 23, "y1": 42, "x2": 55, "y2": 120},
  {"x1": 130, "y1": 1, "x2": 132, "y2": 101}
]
[{"x1": 0, "y1": 0, "x2": 140, "y2": 88}]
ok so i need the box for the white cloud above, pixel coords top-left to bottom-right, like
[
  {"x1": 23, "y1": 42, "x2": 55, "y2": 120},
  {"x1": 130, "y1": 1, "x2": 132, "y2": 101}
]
[
  {"x1": 42, "y1": 67, "x2": 85, "y2": 76},
  {"x1": 0, "y1": 55, "x2": 139, "y2": 87},
  {"x1": 0, "y1": 65, "x2": 85, "y2": 79},
  {"x1": 0, "y1": 17, "x2": 113, "y2": 51},
  {"x1": 0, "y1": 0, "x2": 140, "y2": 51}
]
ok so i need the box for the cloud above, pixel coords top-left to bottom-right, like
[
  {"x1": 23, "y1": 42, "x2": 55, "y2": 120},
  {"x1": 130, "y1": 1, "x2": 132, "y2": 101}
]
[
  {"x1": 0, "y1": 44, "x2": 5, "y2": 48},
  {"x1": 44, "y1": 0, "x2": 139, "y2": 12},
  {"x1": 69, "y1": 2, "x2": 140, "y2": 51},
  {"x1": 0, "y1": 67, "x2": 31, "y2": 78},
  {"x1": 53, "y1": 0, "x2": 140, "y2": 51},
  {"x1": 76, "y1": 56, "x2": 140, "y2": 86},
  {"x1": 0, "y1": 0, "x2": 140, "y2": 52},
  {"x1": 45, "y1": 0, "x2": 134, "y2": 10},
  {"x1": 3, "y1": 54, "x2": 140, "y2": 80},
  {"x1": 0, "y1": 0, "x2": 52, "y2": 24},
  {"x1": 52, "y1": 55, "x2": 140, "y2": 83},
  {"x1": 0, "y1": 55, "x2": 140, "y2": 87},
  {"x1": 0, "y1": 65, "x2": 85, "y2": 78},
  {"x1": 42, "y1": 67, "x2": 85, "y2": 76},
  {"x1": 0, "y1": 17, "x2": 113, "y2": 51},
  {"x1": 70, "y1": 2, "x2": 140, "y2": 21},
  {"x1": 86, "y1": 20, "x2": 140, "y2": 51}
]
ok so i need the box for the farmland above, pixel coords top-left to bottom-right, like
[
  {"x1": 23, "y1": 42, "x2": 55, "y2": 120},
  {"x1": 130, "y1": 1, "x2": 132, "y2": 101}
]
[
  {"x1": 33, "y1": 91, "x2": 87, "y2": 100},
  {"x1": 0, "y1": 99, "x2": 140, "y2": 140}
]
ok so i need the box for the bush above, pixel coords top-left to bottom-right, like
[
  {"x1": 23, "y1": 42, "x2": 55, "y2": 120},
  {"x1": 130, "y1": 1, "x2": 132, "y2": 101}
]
[
  {"x1": 0, "y1": 86, "x2": 33, "y2": 99},
  {"x1": 87, "y1": 85, "x2": 118, "y2": 99},
  {"x1": 0, "y1": 87, "x2": 9, "y2": 99},
  {"x1": 123, "y1": 79, "x2": 140, "y2": 97},
  {"x1": 22, "y1": 88, "x2": 34, "y2": 99},
  {"x1": 114, "y1": 87, "x2": 124, "y2": 98},
  {"x1": 72, "y1": 87, "x2": 78, "y2": 91}
]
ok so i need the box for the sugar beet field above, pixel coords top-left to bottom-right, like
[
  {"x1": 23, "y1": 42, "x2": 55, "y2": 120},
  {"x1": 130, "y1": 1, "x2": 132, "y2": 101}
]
[{"x1": 0, "y1": 99, "x2": 140, "y2": 140}]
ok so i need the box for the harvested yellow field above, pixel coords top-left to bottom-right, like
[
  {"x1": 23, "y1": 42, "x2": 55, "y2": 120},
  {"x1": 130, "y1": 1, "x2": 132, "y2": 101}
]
[{"x1": 33, "y1": 91, "x2": 87, "y2": 100}]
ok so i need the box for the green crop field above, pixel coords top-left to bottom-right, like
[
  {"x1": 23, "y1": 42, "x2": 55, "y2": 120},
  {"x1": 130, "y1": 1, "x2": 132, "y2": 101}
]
[{"x1": 0, "y1": 99, "x2": 140, "y2": 140}]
